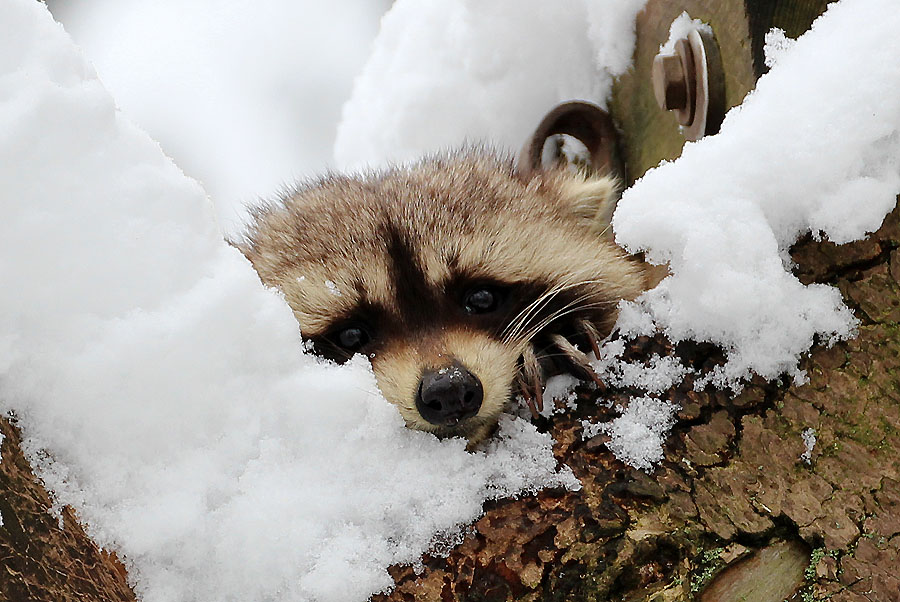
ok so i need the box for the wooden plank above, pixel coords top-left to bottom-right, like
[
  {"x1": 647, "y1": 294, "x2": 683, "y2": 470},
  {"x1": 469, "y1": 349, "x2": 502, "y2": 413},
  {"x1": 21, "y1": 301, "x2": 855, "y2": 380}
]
[
  {"x1": 610, "y1": 0, "x2": 758, "y2": 184},
  {"x1": 609, "y1": 0, "x2": 833, "y2": 184}
]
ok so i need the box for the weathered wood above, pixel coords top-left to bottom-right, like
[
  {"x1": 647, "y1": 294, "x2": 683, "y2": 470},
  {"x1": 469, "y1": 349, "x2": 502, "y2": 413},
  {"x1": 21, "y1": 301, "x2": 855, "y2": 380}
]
[
  {"x1": 610, "y1": 0, "x2": 758, "y2": 184},
  {"x1": 610, "y1": 0, "x2": 834, "y2": 184},
  {"x1": 698, "y1": 539, "x2": 809, "y2": 602}
]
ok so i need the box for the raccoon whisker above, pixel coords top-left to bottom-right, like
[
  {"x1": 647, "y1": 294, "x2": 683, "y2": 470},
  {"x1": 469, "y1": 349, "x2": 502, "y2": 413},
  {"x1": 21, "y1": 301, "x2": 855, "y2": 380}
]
[
  {"x1": 514, "y1": 297, "x2": 615, "y2": 348},
  {"x1": 578, "y1": 318, "x2": 604, "y2": 360},
  {"x1": 514, "y1": 297, "x2": 594, "y2": 346},
  {"x1": 521, "y1": 344, "x2": 544, "y2": 413},
  {"x1": 502, "y1": 278, "x2": 621, "y2": 345},
  {"x1": 504, "y1": 286, "x2": 597, "y2": 346},
  {"x1": 530, "y1": 350, "x2": 577, "y2": 362},
  {"x1": 502, "y1": 280, "x2": 569, "y2": 345},
  {"x1": 502, "y1": 277, "x2": 613, "y2": 344},
  {"x1": 551, "y1": 334, "x2": 605, "y2": 388}
]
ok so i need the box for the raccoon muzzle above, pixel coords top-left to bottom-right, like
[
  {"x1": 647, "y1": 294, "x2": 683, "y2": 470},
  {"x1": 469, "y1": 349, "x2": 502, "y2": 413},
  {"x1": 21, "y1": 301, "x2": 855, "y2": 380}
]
[{"x1": 415, "y1": 362, "x2": 484, "y2": 426}]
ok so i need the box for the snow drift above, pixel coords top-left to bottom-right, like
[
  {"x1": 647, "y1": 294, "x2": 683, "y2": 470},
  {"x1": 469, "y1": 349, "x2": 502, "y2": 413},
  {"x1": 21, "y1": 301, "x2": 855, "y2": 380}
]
[{"x1": 0, "y1": 2, "x2": 575, "y2": 601}]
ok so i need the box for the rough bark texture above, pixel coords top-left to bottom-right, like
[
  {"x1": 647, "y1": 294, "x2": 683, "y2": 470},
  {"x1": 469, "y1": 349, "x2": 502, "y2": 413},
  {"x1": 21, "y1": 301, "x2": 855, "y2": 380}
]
[
  {"x1": 0, "y1": 417, "x2": 137, "y2": 601},
  {"x1": 370, "y1": 209, "x2": 900, "y2": 602}
]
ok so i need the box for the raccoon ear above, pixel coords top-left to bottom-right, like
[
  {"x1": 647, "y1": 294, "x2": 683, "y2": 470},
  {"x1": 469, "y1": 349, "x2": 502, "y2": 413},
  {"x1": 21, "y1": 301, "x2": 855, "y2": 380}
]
[
  {"x1": 556, "y1": 172, "x2": 620, "y2": 237},
  {"x1": 517, "y1": 101, "x2": 624, "y2": 237}
]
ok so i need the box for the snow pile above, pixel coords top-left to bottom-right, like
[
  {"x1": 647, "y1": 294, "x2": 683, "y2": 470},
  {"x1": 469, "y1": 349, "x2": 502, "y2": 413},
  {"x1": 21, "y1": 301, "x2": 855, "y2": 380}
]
[
  {"x1": 334, "y1": 0, "x2": 647, "y2": 169},
  {"x1": 49, "y1": 0, "x2": 389, "y2": 234},
  {"x1": 0, "y1": 2, "x2": 577, "y2": 601},
  {"x1": 659, "y1": 11, "x2": 711, "y2": 54},
  {"x1": 800, "y1": 428, "x2": 817, "y2": 465},
  {"x1": 582, "y1": 397, "x2": 679, "y2": 471},
  {"x1": 590, "y1": 339, "x2": 691, "y2": 395},
  {"x1": 614, "y1": 0, "x2": 900, "y2": 388}
]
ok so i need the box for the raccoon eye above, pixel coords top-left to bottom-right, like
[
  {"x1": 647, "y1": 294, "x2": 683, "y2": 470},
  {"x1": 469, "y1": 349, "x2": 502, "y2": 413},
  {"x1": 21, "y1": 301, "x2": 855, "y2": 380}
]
[
  {"x1": 335, "y1": 325, "x2": 370, "y2": 352},
  {"x1": 463, "y1": 287, "x2": 501, "y2": 314}
]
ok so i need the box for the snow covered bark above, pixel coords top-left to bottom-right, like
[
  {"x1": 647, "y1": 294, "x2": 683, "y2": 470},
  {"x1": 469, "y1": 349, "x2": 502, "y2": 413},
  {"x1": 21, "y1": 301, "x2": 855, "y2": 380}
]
[
  {"x1": 370, "y1": 203, "x2": 900, "y2": 602},
  {"x1": 0, "y1": 418, "x2": 137, "y2": 602}
]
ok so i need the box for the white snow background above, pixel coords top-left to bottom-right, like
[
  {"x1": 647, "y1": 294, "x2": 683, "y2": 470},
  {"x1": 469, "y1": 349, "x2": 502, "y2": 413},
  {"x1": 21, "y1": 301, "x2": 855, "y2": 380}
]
[
  {"x1": 46, "y1": 0, "x2": 391, "y2": 235},
  {"x1": 2, "y1": 0, "x2": 900, "y2": 601}
]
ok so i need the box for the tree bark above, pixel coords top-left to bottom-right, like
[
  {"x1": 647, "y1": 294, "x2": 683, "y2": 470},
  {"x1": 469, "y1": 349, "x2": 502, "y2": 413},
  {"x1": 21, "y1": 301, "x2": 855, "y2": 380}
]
[
  {"x1": 370, "y1": 208, "x2": 900, "y2": 602},
  {"x1": 374, "y1": 1, "x2": 900, "y2": 600},
  {"x1": 0, "y1": 417, "x2": 137, "y2": 602}
]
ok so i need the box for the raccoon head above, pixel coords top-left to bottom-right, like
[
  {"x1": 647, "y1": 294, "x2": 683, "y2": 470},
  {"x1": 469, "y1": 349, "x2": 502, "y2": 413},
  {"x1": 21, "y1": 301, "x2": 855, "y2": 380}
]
[{"x1": 239, "y1": 105, "x2": 650, "y2": 447}]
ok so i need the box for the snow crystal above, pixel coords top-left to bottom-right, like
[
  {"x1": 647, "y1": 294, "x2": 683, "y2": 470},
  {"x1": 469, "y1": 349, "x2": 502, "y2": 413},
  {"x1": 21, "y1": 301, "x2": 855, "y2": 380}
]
[
  {"x1": 334, "y1": 0, "x2": 646, "y2": 169},
  {"x1": 582, "y1": 397, "x2": 679, "y2": 472},
  {"x1": 324, "y1": 279, "x2": 342, "y2": 297},
  {"x1": 613, "y1": 0, "x2": 900, "y2": 388},
  {"x1": 763, "y1": 27, "x2": 795, "y2": 69},
  {"x1": 0, "y1": 3, "x2": 577, "y2": 601},
  {"x1": 800, "y1": 427, "x2": 817, "y2": 465}
]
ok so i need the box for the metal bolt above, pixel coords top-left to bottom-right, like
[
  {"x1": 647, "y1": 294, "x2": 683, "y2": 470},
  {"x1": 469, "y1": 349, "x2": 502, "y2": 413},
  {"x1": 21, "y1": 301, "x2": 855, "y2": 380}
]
[
  {"x1": 650, "y1": 30, "x2": 725, "y2": 141},
  {"x1": 652, "y1": 53, "x2": 688, "y2": 111},
  {"x1": 651, "y1": 38, "x2": 696, "y2": 127}
]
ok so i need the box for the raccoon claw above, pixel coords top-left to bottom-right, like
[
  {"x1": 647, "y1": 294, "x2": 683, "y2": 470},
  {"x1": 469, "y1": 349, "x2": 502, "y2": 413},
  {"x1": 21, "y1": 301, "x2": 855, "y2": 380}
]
[
  {"x1": 578, "y1": 319, "x2": 604, "y2": 360},
  {"x1": 518, "y1": 380, "x2": 542, "y2": 420},
  {"x1": 522, "y1": 345, "x2": 544, "y2": 414},
  {"x1": 552, "y1": 334, "x2": 605, "y2": 388}
]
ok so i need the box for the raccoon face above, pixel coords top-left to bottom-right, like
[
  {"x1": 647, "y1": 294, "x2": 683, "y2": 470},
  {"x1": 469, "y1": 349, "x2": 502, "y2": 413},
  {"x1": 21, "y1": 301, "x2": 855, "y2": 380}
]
[{"x1": 239, "y1": 148, "x2": 649, "y2": 447}]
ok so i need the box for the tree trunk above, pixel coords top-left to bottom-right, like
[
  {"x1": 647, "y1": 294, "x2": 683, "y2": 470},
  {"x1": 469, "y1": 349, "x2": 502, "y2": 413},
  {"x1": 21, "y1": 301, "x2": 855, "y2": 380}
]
[
  {"x1": 372, "y1": 201, "x2": 900, "y2": 601},
  {"x1": 374, "y1": 1, "x2": 900, "y2": 601},
  {"x1": 0, "y1": 417, "x2": 137, "y2": 601}
]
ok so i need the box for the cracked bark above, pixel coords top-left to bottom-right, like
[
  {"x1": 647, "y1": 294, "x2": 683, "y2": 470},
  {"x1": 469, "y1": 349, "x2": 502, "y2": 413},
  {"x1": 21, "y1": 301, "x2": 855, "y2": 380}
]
[{"x1": 367, "y1": 208, "x2": 900, "y2": 602}]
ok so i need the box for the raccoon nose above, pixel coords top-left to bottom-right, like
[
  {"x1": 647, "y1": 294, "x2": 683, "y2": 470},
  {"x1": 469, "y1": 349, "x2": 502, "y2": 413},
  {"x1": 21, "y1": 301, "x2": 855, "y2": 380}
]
[{"x1": 416, "y1": 363, "x2": 484, "y2": 426}]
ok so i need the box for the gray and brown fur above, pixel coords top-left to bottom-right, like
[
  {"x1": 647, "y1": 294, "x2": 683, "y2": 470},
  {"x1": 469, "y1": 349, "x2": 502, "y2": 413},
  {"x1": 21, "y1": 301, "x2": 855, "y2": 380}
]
[{"x1": 238, "y1": 105, "x2": 653, "y2": 446}]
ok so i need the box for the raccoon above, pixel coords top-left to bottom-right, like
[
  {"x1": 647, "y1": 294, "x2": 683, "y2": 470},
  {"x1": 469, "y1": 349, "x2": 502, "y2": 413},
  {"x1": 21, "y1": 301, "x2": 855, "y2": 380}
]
[{"x1": 238, "y1": 102, "x2": 653, "y2": 447}]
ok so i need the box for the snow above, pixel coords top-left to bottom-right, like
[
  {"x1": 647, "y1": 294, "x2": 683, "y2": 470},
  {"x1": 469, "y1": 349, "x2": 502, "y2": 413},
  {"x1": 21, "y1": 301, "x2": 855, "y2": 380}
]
[
  {"x1": 800, "y1": 428, "x2": 817, "y2": 465},
  {"x1": 582, "y1": 397, "x2": 679, "y2": 472},
  {"x1": 590, "y1": 340, "x2": 691, "y2": 395},
  {"x1": 0, "y1": 2, "x2": 577, "y2": 601},
  {"x1": 762, "y1": 28, "x2": 796, "y2": 69},
  {"x1": 324, "y1": 279, "x2": 342, "y2": 297},
  {"x1": 613, "y1": 0, "x2": 900, "y2": 389},
  {"x1": 5, "y1": 0, "x2": 900, "y2": 596},
  {"x1": 47, "y1": 0, "x2": 389, "y2": 235},
  {"x1": 334, "y1": 0, "x2": 647, "y2": 170},
  {"x1": 539, "y1": 373, "x2": 582, "y2": 417},
  {"x1": 659, "y1": 11, "x2": 711, "y2": 54}
]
